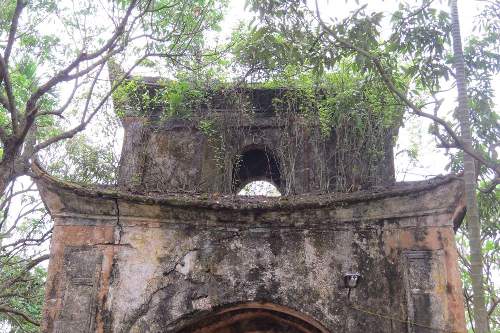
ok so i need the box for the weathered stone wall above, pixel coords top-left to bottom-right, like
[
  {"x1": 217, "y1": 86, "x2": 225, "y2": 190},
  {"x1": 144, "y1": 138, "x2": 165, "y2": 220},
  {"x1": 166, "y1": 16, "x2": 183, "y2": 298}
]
[
  {"x1": 37, "y1": 170, "x2": 467, "y2": 333},
  {"x1": 118, "y1": 113, "x2": 395, "y2": 195}
]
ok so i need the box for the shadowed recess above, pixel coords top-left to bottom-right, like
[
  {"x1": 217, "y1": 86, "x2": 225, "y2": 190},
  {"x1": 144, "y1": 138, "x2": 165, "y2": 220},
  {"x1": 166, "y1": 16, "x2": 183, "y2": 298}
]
[
  {"x1": 233, "y1": 148, "x2": 281, "y2": 193},
  {"x1": 176, "y1": 303, "x2": 330, "y2": 333}
]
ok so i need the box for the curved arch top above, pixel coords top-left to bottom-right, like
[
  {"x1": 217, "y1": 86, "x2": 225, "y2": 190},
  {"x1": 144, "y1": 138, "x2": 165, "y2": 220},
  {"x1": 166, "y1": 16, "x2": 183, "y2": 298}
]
[
  {"x1": 176, "y1": 302, "x2": 330, "y2": 333},
  {"x1": 232, "y1": 146, "x2": 283, "y2": 193}
]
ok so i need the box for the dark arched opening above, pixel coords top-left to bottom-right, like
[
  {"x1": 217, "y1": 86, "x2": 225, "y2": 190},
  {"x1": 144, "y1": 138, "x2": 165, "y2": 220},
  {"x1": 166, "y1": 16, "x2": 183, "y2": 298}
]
[
  {"x1": 176, "y1": 302, "x2": 329, "y2": 333},
  {"x1": 233, "y1": 148, "x2": 281, "y2": 193}
]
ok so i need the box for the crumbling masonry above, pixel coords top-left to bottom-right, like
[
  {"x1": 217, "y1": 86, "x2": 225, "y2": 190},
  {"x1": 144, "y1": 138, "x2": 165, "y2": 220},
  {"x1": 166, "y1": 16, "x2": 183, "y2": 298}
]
[{"x1": 37, "y1": 87, "x2": 467, "y2": 332}]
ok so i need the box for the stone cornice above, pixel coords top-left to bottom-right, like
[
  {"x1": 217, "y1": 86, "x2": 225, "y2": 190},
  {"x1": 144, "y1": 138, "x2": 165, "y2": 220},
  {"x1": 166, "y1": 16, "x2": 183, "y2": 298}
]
[{"x1": 32, "y1": 162, "x2": 465, "y2": 228}]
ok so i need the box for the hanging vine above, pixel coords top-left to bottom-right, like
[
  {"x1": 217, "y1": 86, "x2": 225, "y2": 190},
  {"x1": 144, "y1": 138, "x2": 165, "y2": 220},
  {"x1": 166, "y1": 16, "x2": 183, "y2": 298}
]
[{"x1": 112, "y1": 61, "x2": 405, "y2": 193}]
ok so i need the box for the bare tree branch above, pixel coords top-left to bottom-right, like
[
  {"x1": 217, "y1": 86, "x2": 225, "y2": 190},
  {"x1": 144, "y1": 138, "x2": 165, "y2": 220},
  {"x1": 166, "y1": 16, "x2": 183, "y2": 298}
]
[
  {"x1": 33, "y1": 54, "x2": 147, "y2": 152},
  {"x1": 24, "y1": 0, "x2": 138, "y2": 119}
]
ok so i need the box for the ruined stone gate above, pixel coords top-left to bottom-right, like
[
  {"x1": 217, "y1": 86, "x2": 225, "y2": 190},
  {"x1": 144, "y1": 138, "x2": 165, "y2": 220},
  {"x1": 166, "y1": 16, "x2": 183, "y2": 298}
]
[{"x1": 37, "y1": 87, "x2": 467, "y2": 332}]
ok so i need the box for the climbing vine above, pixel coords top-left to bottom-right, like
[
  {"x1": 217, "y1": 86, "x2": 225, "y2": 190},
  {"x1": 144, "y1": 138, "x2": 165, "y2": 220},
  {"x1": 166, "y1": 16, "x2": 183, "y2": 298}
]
[{"x1": 113, "y1": 60, "x2": 405, "y2": 193}]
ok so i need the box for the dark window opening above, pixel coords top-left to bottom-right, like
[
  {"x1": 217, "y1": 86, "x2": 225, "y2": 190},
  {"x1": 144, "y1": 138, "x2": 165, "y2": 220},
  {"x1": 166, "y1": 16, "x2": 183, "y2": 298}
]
[{"x1": 233, "y1": 148, "x2": 281, "y2": 195}]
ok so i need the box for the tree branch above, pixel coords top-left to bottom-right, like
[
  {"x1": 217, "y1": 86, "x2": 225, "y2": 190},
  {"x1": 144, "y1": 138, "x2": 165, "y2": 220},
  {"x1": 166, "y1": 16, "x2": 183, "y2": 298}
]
[
  {"x1": 0, "y1": 254, "x2": 49, "y2": 292},
  {"x1": 313, "y1": 2, "x2": 500, "y2": 175},
  {"x1": 478, "y1": 177, "x2": 499, "y2": 193},
  {"x1": 0, "y1": 306, "x2": 40, "y2": 326},
  {"x1": 4, "y1": 0, "x2": 26, "y2": 63},
  {"x1": 0, "y1": 55, "x2": 18, "y2": 134},
  {"x1": 33, "y1": 54, "x2": 147, "y2": 153},
  {"x1": 24, "y1": 0, "x2": 138, "y2": 118}
]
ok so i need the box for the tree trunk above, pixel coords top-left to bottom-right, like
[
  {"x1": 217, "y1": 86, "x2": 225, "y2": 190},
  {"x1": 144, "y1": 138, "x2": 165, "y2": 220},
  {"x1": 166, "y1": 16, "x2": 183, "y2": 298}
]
[
  {"x1": 0, "y1": 163, "x2": 15, "y2": 197},
  {"x1": 450, "y1": 1, "x2": 490, "y2": 332}
]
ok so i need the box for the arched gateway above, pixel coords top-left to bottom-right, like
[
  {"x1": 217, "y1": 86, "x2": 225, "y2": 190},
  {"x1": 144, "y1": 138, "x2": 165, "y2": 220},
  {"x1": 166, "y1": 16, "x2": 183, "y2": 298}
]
[
  {"x1": 36, "y1": 84, "x2": 468, "y2": 333},
  {"x1": 176, "y1": 303, "x2": 329, "y2": 333}
]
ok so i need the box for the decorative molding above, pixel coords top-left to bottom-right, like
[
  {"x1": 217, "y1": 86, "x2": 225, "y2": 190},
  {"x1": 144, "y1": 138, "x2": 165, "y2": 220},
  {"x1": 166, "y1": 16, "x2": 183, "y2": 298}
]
[
  {"x1": 54, "y1": 247, "x2": 102, "y2": 333},
  {"x1": 403, "y1": 250, "x2": 446, "y2": 333}
]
